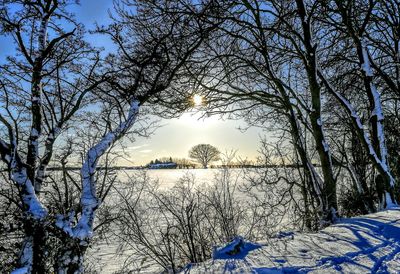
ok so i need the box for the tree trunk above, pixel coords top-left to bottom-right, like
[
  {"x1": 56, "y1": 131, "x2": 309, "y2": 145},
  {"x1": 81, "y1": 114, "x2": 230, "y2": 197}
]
[
  {"x1": 356, "y1": 41, "x2": 396, "y2": 208},
  {"x1": 6, "y1": 145, "x2": 48, "y2": 273},
  {"x1": 296, "y1": 0, "x2": 338, "y2": 222},
  {"x1": 55, "y1": 239, "x2": 86, "y2": 274},
  {"x1": 27, "y1": 15, "x2": 48, "y2": 192},
  {"x1": 31, "y1": 224, "x2": 47, "y2": 274},
  {"x1": 54, "y1": 100, "x2": 140, "y2": 272},
  {"x1": 287, "y1": 104, "x2": 324, "y2": 228},
  {"x1": 333, "y1": 0, "x2": 397, "y2": 208}
]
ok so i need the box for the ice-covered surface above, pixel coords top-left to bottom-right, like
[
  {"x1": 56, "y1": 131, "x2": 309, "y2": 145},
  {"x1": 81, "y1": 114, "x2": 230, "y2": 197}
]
[{"x1": 185, "y1": 209, "x2": 400, "y2": 273}]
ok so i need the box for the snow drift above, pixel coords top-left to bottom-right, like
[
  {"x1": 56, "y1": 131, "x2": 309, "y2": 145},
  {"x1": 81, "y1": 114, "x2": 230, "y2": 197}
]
[{"x1": 185, "y1": 209, "x2": 400, "y2": 273}]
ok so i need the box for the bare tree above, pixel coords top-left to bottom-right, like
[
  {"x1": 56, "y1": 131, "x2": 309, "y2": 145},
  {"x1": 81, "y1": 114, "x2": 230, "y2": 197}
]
[
  {"x1": 114, "y1": 168, "x2": 260, "y2": 273},
  {"x1": 0, "y1": 1, "x2": 105, "y2": 272},
  {"x1": 241, "y1": 138, "x2": 320, "y2": 232},
  {"x1": 316, "y1": 0, "x2": 398, "y2": 208},
  {"x1": 54, "y1": 0, "x2": 220, "y2": 271},
  {"x1": 189, "y1": 144, "x2": 220, "y2": 168},
  {"x1": 0, "y1": 0, "x2": 219, "y2": 272},
  {"x1": 184, "y1": 0, "x2": 336, "y2": 224}
]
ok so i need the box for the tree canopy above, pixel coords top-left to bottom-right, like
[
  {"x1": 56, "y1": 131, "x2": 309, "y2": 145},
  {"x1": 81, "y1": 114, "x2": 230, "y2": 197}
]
[{"x1": 189, "y1": 144, "x2": 220, "y2": 168}]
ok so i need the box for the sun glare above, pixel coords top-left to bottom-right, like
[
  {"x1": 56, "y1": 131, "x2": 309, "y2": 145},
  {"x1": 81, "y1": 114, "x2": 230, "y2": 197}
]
[{"x1": 192, "y1": 94, "x2": 203, "y2": 106}]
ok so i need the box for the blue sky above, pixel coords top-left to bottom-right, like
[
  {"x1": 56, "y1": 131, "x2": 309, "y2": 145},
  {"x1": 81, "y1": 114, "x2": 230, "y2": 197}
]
[{"x1": 0, "y1": 0, "x2": 265, "y2": 165}]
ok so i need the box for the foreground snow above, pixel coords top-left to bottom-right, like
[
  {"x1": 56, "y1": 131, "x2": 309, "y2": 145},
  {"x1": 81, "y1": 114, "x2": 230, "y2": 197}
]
[{"x1": 185, "y1": 209, "x2": 400, "y2": 273}]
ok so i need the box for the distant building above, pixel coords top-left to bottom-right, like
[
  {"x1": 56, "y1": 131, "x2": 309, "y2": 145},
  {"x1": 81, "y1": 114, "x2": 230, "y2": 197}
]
[{"x1": 148, "y1": 162, "x2": 177, "y2": 169}]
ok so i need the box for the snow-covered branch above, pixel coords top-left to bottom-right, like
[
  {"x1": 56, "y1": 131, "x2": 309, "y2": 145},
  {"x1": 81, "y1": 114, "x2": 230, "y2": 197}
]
[
  {"x1": 361, "y1": 42, "x2": 389, "y2": 172},
  {"x1": 318, "y1": 70, "x2": 396, "y2": 193},
  {"x1": 0, "y1": 126, "x2": 47, "y2": 274},
  {"x1": 0, "y1": 115, "x2": 47, "y2": 220},
  {"x1": 71, "y1": 99, "x2": 140, "y2": 241}
]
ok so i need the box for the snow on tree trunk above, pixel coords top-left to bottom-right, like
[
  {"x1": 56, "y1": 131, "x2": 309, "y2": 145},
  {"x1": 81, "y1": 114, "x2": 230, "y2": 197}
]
[
  {"x1": 357, "y1": 40, "x2": 395, "y2": 208},
  {"x1": 0, "y1": 132, "x2": 48, "y2": 220},
  {"x1": 26, "y1": 15, "x2": 49, "y2": 190},
  {"x1": 360, "y1": 42, "x2": 391, "y2": 182},
  {"x1": 55, "y1": 99, "x2": 140, "y2": 273},
  {"x1": 74, "y1": 99, "x2": 139, "y2": 240},
  {"x1": 318, "y1": 70, "x2": 397, "y2": 209},
  {"x1": 332, "y1": 0, "x2": 397, "y2": 209},
  {"x1": 10, "y1": 236, "x2": 34, "y2": 274},
  {"x1": 0, "y1": 133, "x2": 48, "y2": 274}
]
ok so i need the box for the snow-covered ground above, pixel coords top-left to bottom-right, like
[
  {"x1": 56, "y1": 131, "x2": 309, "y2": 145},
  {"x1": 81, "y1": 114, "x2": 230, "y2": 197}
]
[{"x1": 185, "y1": 209, "x2": 400, "y2": 273}]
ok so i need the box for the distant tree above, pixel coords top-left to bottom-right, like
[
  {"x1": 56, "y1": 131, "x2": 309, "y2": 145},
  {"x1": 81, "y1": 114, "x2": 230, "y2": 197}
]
[
  {"x1": 173, "y1": 158, "x2": 195, "y2": 169},
  {"x1": 189, "y1": 144, "x2": 220, "y2": 168},
  {"x1": 158, "y1": 157, "x2": 174, "y2": 163}
]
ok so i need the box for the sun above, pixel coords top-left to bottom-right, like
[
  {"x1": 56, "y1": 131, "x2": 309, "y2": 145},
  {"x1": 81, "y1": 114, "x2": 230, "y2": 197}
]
[{"x1": 192, "y1": 94, "x2": 203, "y2": 106}]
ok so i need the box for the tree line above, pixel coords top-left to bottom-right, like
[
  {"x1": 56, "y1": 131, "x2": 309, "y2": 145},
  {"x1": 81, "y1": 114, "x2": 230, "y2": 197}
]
[{"x1": 147, "y1": 144, "x2": 221, "y2": 168}]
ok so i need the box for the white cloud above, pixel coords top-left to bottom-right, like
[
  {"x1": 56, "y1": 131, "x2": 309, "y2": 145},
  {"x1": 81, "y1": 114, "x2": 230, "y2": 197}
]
[
  {"x1": 115, "y1": 144, "x2": 149, "y2": 153},
  {"x1": 130, "y1": 144, "x2": 149, "y2": 150}
]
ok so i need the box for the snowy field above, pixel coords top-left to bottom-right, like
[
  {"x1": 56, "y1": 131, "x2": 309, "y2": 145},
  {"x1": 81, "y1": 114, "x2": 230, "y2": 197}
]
[
  {"x1": 91, "y1": 169, "x2": 247, "y2": 273},
  {"x1": 87, "y1": 170, "x2": 400, "y2": 273},
  {"x1": 186, "y1": 209, "x2": 400, "y2": 274}
]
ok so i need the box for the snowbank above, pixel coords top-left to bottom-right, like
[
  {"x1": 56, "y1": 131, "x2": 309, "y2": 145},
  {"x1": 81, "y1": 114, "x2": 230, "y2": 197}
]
[{"x1": 185, "y1": 209, "x2": 400, "y2": 273}]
